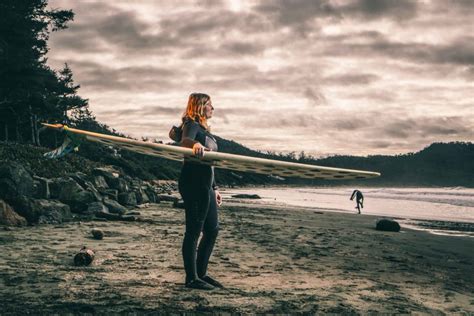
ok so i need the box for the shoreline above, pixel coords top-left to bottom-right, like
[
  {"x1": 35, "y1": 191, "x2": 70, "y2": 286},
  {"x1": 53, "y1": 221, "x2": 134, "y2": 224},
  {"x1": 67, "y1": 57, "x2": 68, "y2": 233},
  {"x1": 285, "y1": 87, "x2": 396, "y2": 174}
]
[{"x1": 1, "y1": 200, "x2": 473, "y2": 314}]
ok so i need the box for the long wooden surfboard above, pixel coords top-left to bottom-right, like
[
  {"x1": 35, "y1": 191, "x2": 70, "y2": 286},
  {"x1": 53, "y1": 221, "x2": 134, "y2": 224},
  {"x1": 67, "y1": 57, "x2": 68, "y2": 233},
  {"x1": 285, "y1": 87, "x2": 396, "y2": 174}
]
[{"x1": 43, "y1": 123, "x2": 381, "y2": 180}]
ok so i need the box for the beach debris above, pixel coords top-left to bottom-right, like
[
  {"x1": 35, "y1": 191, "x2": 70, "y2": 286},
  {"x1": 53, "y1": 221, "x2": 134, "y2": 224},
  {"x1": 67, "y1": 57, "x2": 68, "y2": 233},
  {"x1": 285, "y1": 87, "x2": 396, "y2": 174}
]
[
  {"x1": 157, "y1": 194, "x2": 180, "y2": 203},
  {"x1": 91, "y1": 228, "x2": 104, "y2": 240},
  {"x1": 74, "y1": 247, "x2": 95, "y2": 266},
  {"x1": 231, "y1": 194, "x2": 261, "y2": 199},
  {"x1": 376, "y1": 218, "x2": 401, "y2": 232},
  {"x1": 95, "y1": 211, "x2": 136, "y2": 222}
]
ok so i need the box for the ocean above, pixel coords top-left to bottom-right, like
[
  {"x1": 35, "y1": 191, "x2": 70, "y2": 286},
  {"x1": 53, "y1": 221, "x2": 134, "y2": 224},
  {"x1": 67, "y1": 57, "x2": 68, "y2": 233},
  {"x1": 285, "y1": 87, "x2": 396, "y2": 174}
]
[{"x1": 222, "y1": 187, "x2": 474, "y2": 223}]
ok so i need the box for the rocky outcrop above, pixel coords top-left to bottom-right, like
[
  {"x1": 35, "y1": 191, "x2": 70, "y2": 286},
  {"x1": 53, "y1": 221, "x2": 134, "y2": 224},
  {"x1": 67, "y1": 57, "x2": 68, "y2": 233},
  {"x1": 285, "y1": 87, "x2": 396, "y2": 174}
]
[
  {"x1": 0, "y1": 162, "x2": 177, "y2": 225},
  {"x1": 9, "y1": 197, "x2": 71, "y2": 224},
  {"x1": 0, "y1": 199, "x2": 27, "y2": 226}
]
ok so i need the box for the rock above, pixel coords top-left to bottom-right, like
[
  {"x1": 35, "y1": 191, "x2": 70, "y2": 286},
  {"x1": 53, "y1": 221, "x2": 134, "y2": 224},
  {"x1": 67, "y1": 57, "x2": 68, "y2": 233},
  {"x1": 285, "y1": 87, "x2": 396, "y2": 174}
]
[
  {"x1": 157, "y1": 194, "x2": 180, "y2": 203},
  {"x1": 91, "y1": 228, "x2": 104, "y2": 240},
  {"x1": 103, "y1": 198, "x2": 127, "y2": 214},
  {"x1": 135, "y1": 189, "x2": 150, "y2": 205},
  {"x1": 118, "y1": 192, "x2": 137, "y2": 207},
  {"x1": 231, "y1": 194, "x2": 261, "y2": 199},
  {"x1": 93, "y1": 176, "x2": 109, "y2": 190},
  {"x1": 74, "y1": 247, "x2": 95, "y2": 266},
  {"x1": 68, "y1": 172, "x2": 89, "y2": 189},
  {"x1": 32, "y1": 176, "x2": 50, "y2": 199},
  {"x1": 87, "y1": 202, "x2": 109, "y2": 214},
  {"x1": 50, "y1": 178, "x2": 96, "y2": 213},
  {"x1": 10, "y1": 197, "x2": 71, "y2": 224},
  {"x1": 173, "y1": 199, "x2": 185, "y2": 209},
  {"x1": 107, "y1": 178, "x2": 129, "y2": 193},
  {"x1": 0, "y1": 162, "x2": 34, "y2": 200},
  {"x1": 376, "y1": 219, "x2": 401, "y2": 232},
  {"x1": 0, "y1": 200, "x2": 27, "y2": 226},
  {"x1": 145, "y1": 188, "x2": 159, "y2": 203},
  {"x1": 102, "y1": 189, "x2": 118, "y2": 201},
  {"x1": 93, "y1": 166, "x2": 120, "y2": 186}
]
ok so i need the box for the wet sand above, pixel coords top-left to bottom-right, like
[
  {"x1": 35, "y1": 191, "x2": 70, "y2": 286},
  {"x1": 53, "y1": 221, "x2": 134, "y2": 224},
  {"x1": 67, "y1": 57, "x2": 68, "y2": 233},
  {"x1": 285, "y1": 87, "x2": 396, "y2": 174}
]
[{"x1": 1, "y1": 198, "x2": 473, "y2": 314}]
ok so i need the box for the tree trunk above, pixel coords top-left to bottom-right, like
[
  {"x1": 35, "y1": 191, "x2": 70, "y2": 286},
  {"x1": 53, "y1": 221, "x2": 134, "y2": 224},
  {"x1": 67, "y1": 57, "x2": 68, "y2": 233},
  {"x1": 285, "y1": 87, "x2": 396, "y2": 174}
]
[
  {"x1": 4, "y1": 123, "x2": 7, "y2": 142},
  {"x1": 34, "y1": 115, "x2": 40, "y2": 146},
  {"x1": 15, "y1": 123, "x2": 19, "y2": 142},
  {"x1": 29, "y1": 105, "x2": 35, "y2": 144}
]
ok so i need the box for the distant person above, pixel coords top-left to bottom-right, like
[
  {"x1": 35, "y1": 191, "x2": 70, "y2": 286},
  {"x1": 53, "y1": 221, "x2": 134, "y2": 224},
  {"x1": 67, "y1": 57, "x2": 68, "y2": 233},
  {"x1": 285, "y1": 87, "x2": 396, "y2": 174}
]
[
  {"x1": 177, "y1": 93, "x2": 223, "y2": 290},
  {"x1": 350, "y1": 189, "x2": 364, "y2": 214}
]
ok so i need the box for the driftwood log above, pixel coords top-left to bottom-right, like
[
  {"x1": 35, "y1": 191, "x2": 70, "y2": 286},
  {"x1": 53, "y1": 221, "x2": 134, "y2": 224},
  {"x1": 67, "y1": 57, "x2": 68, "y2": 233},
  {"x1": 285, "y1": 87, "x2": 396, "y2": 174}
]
[
  {"x1": 95, "y1": 211, "x2": 136, "y2": 221},
  {"x1": 74, "y1": 247, "x2": 95, "y2": 266}
]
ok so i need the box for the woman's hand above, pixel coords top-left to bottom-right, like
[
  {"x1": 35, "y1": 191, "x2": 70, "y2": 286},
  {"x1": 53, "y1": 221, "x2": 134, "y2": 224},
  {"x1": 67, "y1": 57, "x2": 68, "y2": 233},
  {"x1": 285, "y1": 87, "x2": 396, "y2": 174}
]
[
  {"x1": 192, "y1": 142, "x2": 207, "y2": 158},
  {"x1": 215, "y1": 190, "x2": 222, "y2": 206}
]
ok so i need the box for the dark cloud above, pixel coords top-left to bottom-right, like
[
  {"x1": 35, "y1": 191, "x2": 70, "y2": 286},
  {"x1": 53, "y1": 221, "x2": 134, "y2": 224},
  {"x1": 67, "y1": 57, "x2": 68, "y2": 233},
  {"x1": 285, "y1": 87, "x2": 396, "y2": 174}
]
[
  {"x1": 98, "y1": 106, "x2": 182, "y2": 119},
  {"x1": 322, "y1": 34, "x2": 474, "y2": 67},
  {"x1": 382, "y1": 117, "x2": 472, "y2": 139},
  {"x1": 323, "y1": 73, "x2": 379, "y2": 86},
  {"x1": 68, "y1": 61, "x2": 182, "y2": 91},
  {"x1": 304, "y1": 87, "x2": 327, "y2": 106},
  {"x1": 340, "y1": 0, "x2": 418, "y2": 20}
]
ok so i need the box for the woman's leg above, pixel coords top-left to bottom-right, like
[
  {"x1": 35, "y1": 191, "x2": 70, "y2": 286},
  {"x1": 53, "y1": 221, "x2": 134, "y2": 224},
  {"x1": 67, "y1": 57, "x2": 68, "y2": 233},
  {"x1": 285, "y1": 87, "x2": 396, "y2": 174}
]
[
  {"x1": 180, "y1": 184, "x2": 211, "y2": 284},
  {"x1": 196, "y1": 188, "x2": 219, "y2": 278}
]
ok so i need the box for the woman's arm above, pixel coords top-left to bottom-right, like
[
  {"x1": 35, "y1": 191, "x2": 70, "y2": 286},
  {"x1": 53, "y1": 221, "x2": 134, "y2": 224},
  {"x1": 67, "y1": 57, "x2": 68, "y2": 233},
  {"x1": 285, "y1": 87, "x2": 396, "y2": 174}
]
[{"x1": 180, "y1": 121, "x2": 207, "y2": 157}]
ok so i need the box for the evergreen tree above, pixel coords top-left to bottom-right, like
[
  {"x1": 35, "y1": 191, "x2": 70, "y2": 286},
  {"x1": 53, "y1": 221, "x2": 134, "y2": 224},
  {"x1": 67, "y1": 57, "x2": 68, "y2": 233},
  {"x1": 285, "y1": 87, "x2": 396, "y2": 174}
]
[{"x1": 0, "y1": 0, "x2": 87, "y2": 144}]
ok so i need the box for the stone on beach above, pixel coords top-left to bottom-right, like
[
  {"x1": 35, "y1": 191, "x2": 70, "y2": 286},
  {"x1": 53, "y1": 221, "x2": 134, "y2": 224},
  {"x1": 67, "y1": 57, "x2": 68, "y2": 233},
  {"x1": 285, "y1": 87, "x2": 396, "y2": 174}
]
[
  {"x1": 376, "y1": 218, "x2": 401, "y2": 232},
  {"x1": 91, "y1": 228, "x2": 104, "y2": 240}
]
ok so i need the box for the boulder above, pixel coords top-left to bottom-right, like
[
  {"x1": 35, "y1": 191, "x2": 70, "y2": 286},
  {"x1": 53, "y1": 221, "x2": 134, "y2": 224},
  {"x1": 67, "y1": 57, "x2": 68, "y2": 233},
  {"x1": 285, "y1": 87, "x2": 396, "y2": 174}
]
[
  {"x1": 93, "y1": 176, "x2": 109, "y2": 190},
  {"x1": 10, "y1": 197, "x2": 71, "y2": 224},
  {"x1": 145, "y1": 187, "x2": 159, "y2": 203},
  {"x1": 118, "y1": 192, "x2": 137, "y2": 207},
  {"x1": 0, "y1": 162, "x2": 34, "y2": 200},
  {"x1": 103, "y1": 198, "x2": 127, "y2": 214},
  {"x1": 68, "y1": 172, "x2": 89, "y2": 189},
  {"x1": 102, "y1": 189, "x2": 118, "y2": 201},
  {"x1": 93, "y1": 166, "x2": 120, "y2": 185},
  {"x1": 50, "y1": 178, "x2": 96, "y2": 213},
  {"x1": 0, "y1": 200, "x2": 27, "y2": 226},
  {"x1": 135, "y1": 188, "x2": 150, "y2": 205},
  {"x1": 107, "y1": 177, "x2": 129, "y2": 193},
  {"x1": 376, "y1": 219, "x2": 401, "y2": 232},
  {"x1": 32, "y1": 176, "x2": 50, "y2": 199},
  {"x1": 87, "y1": 202, "x2": 109, "y2": 214}
]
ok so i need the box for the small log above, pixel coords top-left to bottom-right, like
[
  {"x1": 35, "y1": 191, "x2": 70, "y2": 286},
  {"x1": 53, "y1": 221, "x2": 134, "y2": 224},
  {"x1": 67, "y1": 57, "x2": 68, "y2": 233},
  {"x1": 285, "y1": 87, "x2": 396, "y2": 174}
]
[{"x1": 74, "y1": 247, "x2": 95, "y2": 266}]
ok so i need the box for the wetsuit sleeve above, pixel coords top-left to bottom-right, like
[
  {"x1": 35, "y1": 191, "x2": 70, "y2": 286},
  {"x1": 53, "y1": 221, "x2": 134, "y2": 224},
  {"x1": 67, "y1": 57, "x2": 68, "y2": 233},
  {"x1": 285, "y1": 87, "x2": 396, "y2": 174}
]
[{"x1": 180, "y1": 121, "x2": 200, "y2": 148}]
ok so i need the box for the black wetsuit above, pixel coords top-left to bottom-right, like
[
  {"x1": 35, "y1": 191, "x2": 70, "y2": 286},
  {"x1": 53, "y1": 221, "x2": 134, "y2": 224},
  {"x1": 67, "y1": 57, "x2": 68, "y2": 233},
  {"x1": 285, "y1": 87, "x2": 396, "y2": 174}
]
[{"x1": 178, "y1": 119, "x2": 219, "y2": 284}]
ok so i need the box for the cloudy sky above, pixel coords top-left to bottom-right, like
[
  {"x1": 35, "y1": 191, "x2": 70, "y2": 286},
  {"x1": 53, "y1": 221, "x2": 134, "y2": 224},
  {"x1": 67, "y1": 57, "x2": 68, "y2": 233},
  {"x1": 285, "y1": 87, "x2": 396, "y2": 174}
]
[{"x1": 47, "y1": 0, "x2": 473, "y2": 157}]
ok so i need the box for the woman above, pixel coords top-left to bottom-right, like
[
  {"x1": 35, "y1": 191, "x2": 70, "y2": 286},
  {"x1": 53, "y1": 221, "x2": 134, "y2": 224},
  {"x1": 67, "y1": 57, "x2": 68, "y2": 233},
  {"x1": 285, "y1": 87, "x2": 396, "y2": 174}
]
[{"x1": 178, "y1": 93, "x2": 223, "y2": 290}]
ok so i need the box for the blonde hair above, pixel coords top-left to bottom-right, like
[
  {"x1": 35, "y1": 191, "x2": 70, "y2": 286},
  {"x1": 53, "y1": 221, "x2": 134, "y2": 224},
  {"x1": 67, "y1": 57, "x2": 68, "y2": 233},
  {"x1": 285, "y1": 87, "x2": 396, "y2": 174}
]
[{"x1": 182, "y1": 93, "x2": 211, "y2": 130}]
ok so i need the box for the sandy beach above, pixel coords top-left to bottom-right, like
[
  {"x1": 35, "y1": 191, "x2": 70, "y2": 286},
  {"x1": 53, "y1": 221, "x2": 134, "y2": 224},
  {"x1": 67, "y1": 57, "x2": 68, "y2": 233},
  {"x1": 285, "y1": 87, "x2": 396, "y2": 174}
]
[{"x1": 1, "y1": 197, "x2": 473, "y2": 314}]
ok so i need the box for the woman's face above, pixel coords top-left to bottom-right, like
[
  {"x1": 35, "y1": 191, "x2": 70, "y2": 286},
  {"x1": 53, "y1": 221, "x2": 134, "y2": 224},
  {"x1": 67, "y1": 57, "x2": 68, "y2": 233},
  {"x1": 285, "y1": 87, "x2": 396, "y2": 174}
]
[{"x1": 203, "y1": 99, "x2": 214, "y2": 119}]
